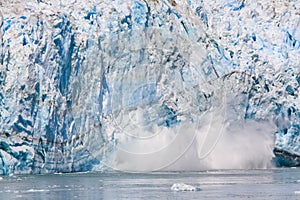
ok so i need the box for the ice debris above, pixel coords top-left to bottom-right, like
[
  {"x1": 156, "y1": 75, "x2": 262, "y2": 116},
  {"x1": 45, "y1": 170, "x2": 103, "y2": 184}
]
[{"x1": 171, "y1": 183, "x2": 201, "y2": 192}]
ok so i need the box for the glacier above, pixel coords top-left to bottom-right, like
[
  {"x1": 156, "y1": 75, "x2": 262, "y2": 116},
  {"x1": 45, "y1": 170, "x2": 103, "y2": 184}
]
[{"x1": 0, "y1": 0, "x2": 300, "y2": 174}]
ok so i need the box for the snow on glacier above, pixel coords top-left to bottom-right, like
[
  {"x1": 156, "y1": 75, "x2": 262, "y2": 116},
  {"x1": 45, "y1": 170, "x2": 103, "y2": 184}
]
[{"x1": 0, "y1": 0, "x2": 300, "y2": 174}]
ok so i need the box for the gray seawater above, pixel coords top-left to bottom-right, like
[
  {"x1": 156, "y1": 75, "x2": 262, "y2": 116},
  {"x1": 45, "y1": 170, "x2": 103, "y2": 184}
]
[{"x1": 0, "y1": 168, "x2": 299, "y2": 199}]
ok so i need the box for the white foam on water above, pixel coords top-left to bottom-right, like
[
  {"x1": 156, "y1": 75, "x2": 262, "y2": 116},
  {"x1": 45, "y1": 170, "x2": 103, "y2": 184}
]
[{"x1": 26, "y1": 189, "x2": 50, "y2": 193}]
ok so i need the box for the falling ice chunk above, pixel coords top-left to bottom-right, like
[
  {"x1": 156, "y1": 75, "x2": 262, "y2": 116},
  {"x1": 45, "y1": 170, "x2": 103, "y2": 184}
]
[{"x1": 171, "y1": 183, "x2": 201, "y2": 192}]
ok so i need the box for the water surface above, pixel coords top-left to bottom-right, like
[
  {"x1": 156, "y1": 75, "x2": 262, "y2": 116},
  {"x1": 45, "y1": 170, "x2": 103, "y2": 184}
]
[{"x1": 0, "y1": 168, "x2": 299, "y2": 199}]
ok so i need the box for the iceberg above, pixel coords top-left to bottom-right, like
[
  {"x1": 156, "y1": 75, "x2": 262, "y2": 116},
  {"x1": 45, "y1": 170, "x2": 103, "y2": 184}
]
[
  {"x1": 171, "y1": 183, "x2": 201, "y2": 192},
  {"x1": 0, "y1": 0, "x2": 299, "y2": 174}
]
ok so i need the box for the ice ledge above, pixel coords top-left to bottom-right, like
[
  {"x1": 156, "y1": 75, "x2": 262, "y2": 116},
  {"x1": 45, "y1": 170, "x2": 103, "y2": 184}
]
[{"x1": 273, "y1": 148, "x2": 300, "y2": 167}]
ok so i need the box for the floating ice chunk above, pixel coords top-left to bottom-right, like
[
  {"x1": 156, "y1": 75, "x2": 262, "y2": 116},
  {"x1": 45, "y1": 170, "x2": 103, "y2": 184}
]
[
  {"x1": 294, "y1": 191, "x2": 300, "y2": 195},
  {"x1": 171, "y1": 183, "x2": 201, "y2": 192}
]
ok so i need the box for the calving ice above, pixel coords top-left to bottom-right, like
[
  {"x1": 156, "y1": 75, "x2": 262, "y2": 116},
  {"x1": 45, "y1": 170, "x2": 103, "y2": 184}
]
[{"x1": 0, "y1": 0, "x2": 299, "y2": 174}]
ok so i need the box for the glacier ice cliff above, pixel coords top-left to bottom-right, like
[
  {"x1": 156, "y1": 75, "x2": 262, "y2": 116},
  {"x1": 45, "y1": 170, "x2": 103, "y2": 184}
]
[{"x1": 0, "y1": 0, "x2": 300, "y2": 174}]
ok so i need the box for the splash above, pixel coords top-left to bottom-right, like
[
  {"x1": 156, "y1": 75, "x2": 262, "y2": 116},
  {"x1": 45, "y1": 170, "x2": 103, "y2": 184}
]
[{"x1": 106, "y1": 108, "x2": 275, "y2": 172}]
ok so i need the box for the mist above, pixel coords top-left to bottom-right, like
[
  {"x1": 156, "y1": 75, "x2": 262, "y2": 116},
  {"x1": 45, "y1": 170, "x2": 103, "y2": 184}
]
[{"x1": 106, "y1": 108, "x2": 276, "y2": 172}]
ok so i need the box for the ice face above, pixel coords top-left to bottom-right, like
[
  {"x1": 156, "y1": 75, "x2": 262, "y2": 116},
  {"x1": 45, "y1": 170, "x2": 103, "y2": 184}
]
[{"x1": 0, "y1": 0, "x2": 299, "y2": 174}]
